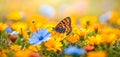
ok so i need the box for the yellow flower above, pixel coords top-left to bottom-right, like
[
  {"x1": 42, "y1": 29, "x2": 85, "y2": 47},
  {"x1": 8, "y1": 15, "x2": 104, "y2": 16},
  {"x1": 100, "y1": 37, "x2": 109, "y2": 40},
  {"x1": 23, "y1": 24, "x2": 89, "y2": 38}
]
[
  {"x1": 67, "y1": 34, "x2": 79, "y2": 43},
  {"x1": 43, "y1": 23, "x2": 55, "y2": 32},
  {"x1": 30, "y1": 22, "x2": 42, "y2": 32},
  {"x1": 72, "y1": 25, "x2": 81, "y2": 35},
  {"x1": 11, "y1": 22, "x2": 28, "y2": 34},
  {"x1": 28, "y1": 45, "x2": 41, "y2": 52},
  {"x1": 7, "y1": 11, "x2": 24, "y2": 21},
  {"x1": 87, "y1": 51, "x2": 107, "y2": 57},
  {"x1": 11, "y1": 22, "x2": 29, "y2": 38},
  {"x1": 51, "y1": 31, "x2": 66, "y2": 41},
  {"x1": 14, "y1": 49, "x2": 31, "y2": 57},
  {"x1": 44, "y1": 39, "x2": 62, "y2": 52},
  {"x1": 26, "y1": 15, "x2": 47, "y2": 24},
  {"x1": 79, "y1": 28, "x2": 91, "y2": 37},
  {"x1": 0, "y1": 22, "x2": 7, "y2": 31},
  {"x1": 108, "y1": 11, "x2": 119, "y2": 24},
  {"x1": 10, "y1": 45, "x2": 21, "y2": 51},
  {"x1": 27, "y1": 15, "x2": 49, "y2": 32},
  {"x1": 117, "y1": 18, "x2": 120, "y2": 26},
  {"x1": 80, "y1": 16, "x2": 99, "y2": 28},
  {"x1": 88, "y1": 35, "x2": 102, "y2": 45},
  {"x1": 69, "y1": 14, "x2": 78, "y2": 24}
]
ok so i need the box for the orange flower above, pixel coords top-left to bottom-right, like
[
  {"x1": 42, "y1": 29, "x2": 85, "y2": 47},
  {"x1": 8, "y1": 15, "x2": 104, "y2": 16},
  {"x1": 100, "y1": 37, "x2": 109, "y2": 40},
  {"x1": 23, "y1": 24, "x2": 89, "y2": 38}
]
[
  {"x1": 0, "y1": 22, "x2": 7, "y2": 31},
  {"x1": 0, "y1": 49, "x2": 7, "y2": 57},
  {"x1": 14, "y1": 49, "x2": 31, "y2": 57},
  {"x1": 102, "y1": 33, "x2": 117, "y2": 43},
  {"x1": 87, "y1": 51, "x2": 107, "y2": 57},
  {"x1": 67, "y1": 34, "x2": 79, "y2": 43}
]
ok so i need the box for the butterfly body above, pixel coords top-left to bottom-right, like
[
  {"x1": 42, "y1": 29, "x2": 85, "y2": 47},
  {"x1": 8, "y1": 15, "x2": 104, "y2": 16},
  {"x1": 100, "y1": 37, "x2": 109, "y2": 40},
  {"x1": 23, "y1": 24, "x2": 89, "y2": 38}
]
[{"x1": 53, "y1": 17, "x2": 72, "y2": 35}]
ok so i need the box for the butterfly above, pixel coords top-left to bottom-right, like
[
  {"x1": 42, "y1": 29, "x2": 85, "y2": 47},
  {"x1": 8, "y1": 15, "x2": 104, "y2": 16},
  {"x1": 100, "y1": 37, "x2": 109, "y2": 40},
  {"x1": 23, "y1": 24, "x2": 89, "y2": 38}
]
[{"x1": 53, "y1": 17, "x2": 72, "y2": 35}]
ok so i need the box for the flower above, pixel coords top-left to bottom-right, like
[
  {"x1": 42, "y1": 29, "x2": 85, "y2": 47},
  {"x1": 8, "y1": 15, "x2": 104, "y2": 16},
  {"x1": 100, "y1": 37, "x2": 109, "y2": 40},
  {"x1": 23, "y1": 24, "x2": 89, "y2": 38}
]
[
  {"x1": 87, "y1": 51, "x2": 107, "y2": 57},
  {"x1": 44, "y1": 39, "x2": 62, "y2": 52},
  {"x1": 11, "y1": 22, "x2": 29, "y2": 38},
  {"x1": 87, "y1": 35, "x2": 102, "y2": 45},
  {"x1": 67, "y1": 34, "x2": 79, "y2": 43},
  {"x1": 11, "y1": 22, "x2": 28, "y2": 35},
  {"x1": 79, "y1": 16, "x2": 99, "y2": 28},
  {"x1": 39, "y1": 4, "x2": 55, "y2": 18},
  {"x1": 0, "y1": 22, "x2": 7, "y2": 31},
  {"x1": 10, "y1": 45, "x2": 21, "y2": 51},
  {"x1": 28, "y1": 45, "x2": 41, "y2": 52},
  {"x1": 108, "y1": 11, "x2": 119, "y2": 24},
  {"x1": 102, "y1": 33, "x2": 117, "y2": 43},
  {"x1": 79, "y1": 28, "x2": 91, "y2": 37},
  {"x1": 64, "y1": 46, "x2": 86, "y2": 56},
  {"x1": 29, "y1": 52, "x2": 41, "y2": 57},
  {"x1": 84, "y1": 45, "x2": 94, "y2": 51},
  {"x1": 0, "y1": 50, "x2": 7, "y2": 57},
  {"x1": 14, "y1": 49, "x2": 31, "y2": 57},
  {"x1": 6, "y1": 11, "x2": 25, "y2": 21},
  {"x1": 29, "y1": 28, "x2": 51, "y2": 46},
  {"x1": 51, "y1": 30, "x2": 66, "y2": 41},
  {"x1": 5, "y1": 27, "x2": 12, "y2": 33},
  {"x1": 117, "y1": 18, "x2": 120, "y2": 26}
]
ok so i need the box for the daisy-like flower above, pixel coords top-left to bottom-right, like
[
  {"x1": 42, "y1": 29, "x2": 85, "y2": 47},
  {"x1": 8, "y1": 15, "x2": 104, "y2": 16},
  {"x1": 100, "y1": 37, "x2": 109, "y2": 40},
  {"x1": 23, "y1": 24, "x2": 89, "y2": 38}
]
[
  {"x1": 29, "y1": 28, "x2": 51, "y2": 46},
  {"x1": 44, "y1": 39, "x2": 62, "y2": 52},
  {"x1": 5, "y1": 27, "x2": 12, "y2": 34},
  {"x1": 64, "y1": 46, "x2": 86, "y2": 56}
]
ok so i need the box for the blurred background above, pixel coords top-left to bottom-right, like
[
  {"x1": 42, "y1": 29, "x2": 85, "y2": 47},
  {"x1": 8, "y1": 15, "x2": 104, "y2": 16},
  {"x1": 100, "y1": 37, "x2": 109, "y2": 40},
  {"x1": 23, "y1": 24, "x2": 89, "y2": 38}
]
[{"x1": 0, "y1": 0, "x2": 120, "y2": 22}]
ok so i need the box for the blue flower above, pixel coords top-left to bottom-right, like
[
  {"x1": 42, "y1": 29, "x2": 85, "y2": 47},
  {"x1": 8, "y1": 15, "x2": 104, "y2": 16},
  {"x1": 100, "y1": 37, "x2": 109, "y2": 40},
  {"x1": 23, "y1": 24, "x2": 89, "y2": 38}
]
[
  {"x1": 5, "y1": 27, "x2": 12, "y2": 33},
  {"x1": 29, "y1": 28, "x2": 51, "y2": 46},
  {"x1": 64, "y1": 46, "x2": 86, "y2": 56},
  {"x1": 39, "y1": 4, "x2": 55, "y2": 17},
  {"x1": 99, "y1": 11, "x2": 111, "y2": 23}
]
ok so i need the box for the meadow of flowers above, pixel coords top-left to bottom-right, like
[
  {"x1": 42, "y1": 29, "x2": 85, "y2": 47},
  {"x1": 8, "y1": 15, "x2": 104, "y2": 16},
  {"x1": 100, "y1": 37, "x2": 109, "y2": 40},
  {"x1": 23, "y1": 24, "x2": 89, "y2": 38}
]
[
  {"x1": 0, "y1": 0, "x2": 120, "y2": 57},
  {"x1": 0, "y1": 10, "x2": 120, "y2": 57}
]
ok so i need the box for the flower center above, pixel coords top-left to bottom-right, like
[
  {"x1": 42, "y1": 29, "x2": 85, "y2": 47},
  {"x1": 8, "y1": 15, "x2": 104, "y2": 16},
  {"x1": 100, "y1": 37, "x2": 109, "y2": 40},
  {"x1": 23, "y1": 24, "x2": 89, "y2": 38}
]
[{"x1": 38, "y1": 36, "x2": 44, "y2": 40}]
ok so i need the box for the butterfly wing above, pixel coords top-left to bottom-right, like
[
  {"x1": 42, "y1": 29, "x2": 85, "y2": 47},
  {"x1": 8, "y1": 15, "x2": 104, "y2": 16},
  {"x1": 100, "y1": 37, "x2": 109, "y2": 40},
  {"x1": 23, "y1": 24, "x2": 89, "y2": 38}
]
[{"x1": 54, "y1": 17, "x2": 72, "y2": 35}]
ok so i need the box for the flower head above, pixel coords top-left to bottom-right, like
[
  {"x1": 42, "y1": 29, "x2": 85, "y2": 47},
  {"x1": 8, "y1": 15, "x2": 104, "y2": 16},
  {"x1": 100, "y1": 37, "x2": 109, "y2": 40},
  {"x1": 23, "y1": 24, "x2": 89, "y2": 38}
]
[
  {"x1": 6, "y1": 11, "x2": 24, "y2": 21},
  {"x1": 87, "y1": 51, "x2": 106, "y2": 57},
  {"x1": 44, "y1": 39, "x2": 62, "y2": 52},
  {"x1": 5, "y1": 27, "x2": 12, "y2": 33},
  {"x1": 88, "y1": 35, "x2": 102, "y2": 45},
  {"x1": 67, "y1": 34, "x2": 79, "y2": 43},
  {"x1": 10, "y1": 45, "x2": 21, "y2": 51},
  {"x1": 29, "y1": 28, "x2": 51, "y2": 46},
  {"x1": 14, "y1": 49, "x2": 31, "y2": 57},
  {"x1": 64, "y1": 46, "x2": 86, "y2": 56},
  {"x1": 0, "y1": 22, "x2": 7, "y2": 31}
]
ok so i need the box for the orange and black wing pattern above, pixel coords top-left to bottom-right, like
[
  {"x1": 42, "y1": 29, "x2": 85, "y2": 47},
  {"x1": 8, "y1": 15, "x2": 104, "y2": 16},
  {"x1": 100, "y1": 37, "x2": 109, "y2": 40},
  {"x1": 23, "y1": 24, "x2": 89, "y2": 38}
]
[{"x1": 53, "y1": 17, "x2": 72, "y2": 35}]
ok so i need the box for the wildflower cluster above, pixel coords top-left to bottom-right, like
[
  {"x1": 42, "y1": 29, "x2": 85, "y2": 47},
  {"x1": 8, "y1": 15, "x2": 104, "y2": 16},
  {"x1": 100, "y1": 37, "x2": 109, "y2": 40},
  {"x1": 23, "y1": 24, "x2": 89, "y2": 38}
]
[{"x1": 0, "y1": 11, "x2": 120, "y2": 57}]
